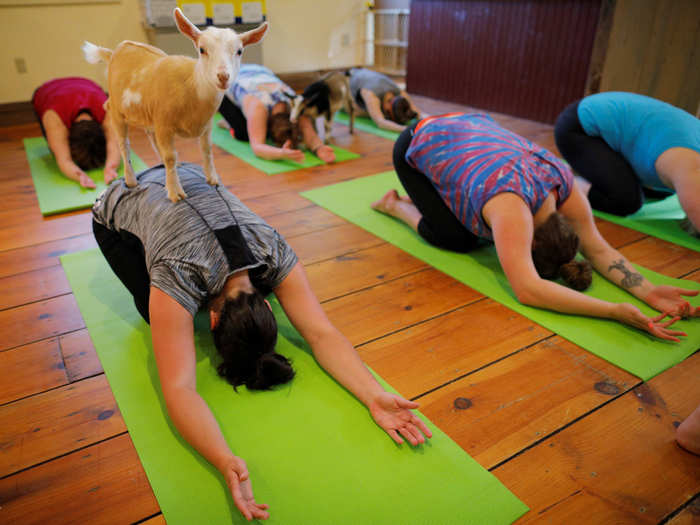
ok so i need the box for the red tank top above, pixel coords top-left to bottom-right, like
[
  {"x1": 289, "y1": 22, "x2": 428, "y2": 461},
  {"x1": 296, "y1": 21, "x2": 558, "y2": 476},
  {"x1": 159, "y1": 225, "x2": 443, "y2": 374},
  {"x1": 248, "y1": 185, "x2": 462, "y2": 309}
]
[{"x1": 32, "y1": 77, "x2": 107, "y2": 129}]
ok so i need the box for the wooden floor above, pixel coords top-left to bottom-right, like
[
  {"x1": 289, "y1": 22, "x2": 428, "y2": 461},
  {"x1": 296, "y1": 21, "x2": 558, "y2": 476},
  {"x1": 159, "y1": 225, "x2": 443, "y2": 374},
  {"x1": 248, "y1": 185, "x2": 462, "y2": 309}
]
[{"x1": 1, "y1": 95, "x2": 699, "y2": 525}]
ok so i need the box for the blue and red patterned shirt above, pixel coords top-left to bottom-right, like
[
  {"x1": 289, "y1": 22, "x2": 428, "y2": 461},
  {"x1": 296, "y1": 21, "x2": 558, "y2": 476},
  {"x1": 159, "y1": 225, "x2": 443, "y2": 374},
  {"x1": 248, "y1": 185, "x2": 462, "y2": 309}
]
[{"x1": 406, "y1": 113, "x2": 574, "y2": 240}]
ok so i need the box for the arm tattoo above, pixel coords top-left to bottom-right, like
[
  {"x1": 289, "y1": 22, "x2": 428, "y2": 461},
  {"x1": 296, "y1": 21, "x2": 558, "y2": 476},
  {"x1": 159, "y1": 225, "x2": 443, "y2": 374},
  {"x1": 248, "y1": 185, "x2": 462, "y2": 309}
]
[{"x1": 608, "y1": 259, "x2": 643, "y2": 288}]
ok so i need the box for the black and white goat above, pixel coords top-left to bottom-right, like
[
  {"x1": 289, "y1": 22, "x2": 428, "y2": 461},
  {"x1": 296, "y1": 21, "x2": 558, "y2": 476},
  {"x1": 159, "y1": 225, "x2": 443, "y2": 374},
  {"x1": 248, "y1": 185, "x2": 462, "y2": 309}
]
[{"x1": 290, "y1": 71, "x2": 354, "y2": 143}]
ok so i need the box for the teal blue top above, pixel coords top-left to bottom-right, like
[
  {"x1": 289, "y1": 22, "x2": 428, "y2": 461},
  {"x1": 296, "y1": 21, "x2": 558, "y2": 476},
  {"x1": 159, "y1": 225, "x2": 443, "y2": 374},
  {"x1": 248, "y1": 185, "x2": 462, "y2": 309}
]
[{"x1": 578, "y1": 92, "x2": 700, "y2": 191}]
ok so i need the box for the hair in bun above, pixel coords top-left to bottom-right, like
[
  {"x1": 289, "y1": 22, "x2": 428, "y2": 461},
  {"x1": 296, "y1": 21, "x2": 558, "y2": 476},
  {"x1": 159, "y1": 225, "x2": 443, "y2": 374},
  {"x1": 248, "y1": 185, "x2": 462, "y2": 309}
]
[
  {"x1": 213, "y1": 290, "x2": 295, "y2": 391},
  {"x1": 532, "y1": 212, "x2": 592, "y2": 291},
  {"x1": 559, "y1": 260, "x2": 592, "y2": 290}
]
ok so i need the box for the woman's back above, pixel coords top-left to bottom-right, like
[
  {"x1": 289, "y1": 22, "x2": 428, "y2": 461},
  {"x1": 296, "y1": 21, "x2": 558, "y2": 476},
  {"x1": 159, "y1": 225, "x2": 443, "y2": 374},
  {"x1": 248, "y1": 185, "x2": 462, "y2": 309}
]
[{"x1": 405, "y1": 113, "x2": 573, "y2": 239}]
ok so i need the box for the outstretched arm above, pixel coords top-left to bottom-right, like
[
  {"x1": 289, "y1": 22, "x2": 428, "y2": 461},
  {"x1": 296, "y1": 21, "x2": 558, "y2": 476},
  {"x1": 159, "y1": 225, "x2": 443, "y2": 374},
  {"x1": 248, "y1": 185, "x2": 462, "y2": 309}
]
[
  {"x1": 243, "y1": 96, "x2": 304, "y2": 163},
  {"x1": 361, "y1": 89, "x2": 405, "y2": 132},
  {"x1": 149, "y1": 287, "x2": 269, "y2": 521},
  {"x1": 42, "y1": 110, "x2": 96, "y2": 189},
  {"x1": 560, "y1": 184, "x2": 699, "y2": 318},
  {"x1": 274, "y1": 263, "x2": 432, "y2": 445},
  {"x1": 484, "y1": 192, "x2": 687, "y2": 341},
  {"x1": 297, "y1": 114, "x2": 335, "y2": 163}
]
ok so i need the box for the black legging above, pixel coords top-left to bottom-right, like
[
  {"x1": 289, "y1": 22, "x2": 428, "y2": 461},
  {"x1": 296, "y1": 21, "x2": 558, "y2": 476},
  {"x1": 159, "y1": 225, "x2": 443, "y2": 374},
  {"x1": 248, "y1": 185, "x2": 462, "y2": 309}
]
[
  {"x1": 93, "y1": 220, "x2": 151, "y2": 324},
  {"x1": 393, "y1": 125, "x2": 480, "y2": 252},
  {"x1": 554, "y1": 100, "x2": 648, "y2": 216},
  {"x1": 219, "y1": 96, "x2": 250, "y2": 142}
]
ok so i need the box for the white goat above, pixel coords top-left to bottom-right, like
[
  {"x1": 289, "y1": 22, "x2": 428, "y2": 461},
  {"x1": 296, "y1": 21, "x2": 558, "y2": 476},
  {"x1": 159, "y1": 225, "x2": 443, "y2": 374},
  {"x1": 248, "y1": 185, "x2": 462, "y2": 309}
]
[{"x1": 83, "y1": 8, "x2": 267, "y2": 202}]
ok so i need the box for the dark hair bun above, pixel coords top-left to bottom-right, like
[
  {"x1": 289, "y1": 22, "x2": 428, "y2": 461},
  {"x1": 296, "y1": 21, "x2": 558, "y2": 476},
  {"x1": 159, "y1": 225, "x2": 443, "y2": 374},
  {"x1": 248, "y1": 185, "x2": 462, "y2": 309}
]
[
  {"x1": 248, "y1": 352, "x2": 295, "y2": 390},
  {"x1": 560, "y1": 260, "x2": 592, "y2": 291}
]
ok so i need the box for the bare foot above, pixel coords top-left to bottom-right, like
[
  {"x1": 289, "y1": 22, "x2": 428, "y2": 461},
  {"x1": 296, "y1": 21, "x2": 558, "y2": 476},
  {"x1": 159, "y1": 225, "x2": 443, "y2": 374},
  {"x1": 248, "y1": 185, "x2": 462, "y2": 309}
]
[
  {"x1": 217, "y1": 119, "x2": 231, "y2": 130},
  {"x1": 676, "y1": 404, "x2": 700, "y2": 455},
  {"x1": 371, "y1": 189, "x2": 401, "y2": 215}
]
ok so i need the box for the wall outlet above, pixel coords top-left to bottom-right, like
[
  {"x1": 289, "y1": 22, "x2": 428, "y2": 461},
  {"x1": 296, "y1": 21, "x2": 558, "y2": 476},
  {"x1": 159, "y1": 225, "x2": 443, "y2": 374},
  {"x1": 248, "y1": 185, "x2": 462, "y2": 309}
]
[
  {"x1": 341, "y1": 33, "x2": 350, "y2": 47},
  {"x1": 15, "y1": 57, "x2": 27, "y2": 74}
]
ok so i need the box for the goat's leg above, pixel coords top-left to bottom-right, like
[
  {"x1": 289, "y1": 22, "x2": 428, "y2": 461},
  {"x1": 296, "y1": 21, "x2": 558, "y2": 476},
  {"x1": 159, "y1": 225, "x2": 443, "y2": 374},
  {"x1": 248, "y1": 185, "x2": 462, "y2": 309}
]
[
  {"x1": 154, "y1": 129, "x2": 186, "y2": 202},
  {"x1": 145, "y1": 129, "x2": 162, "y2": 162},
  {"x1": 324, "y1": 116, "x2": 333, "y2": 145},
  {"x1": 200, "y1": 127, "x2": 220, "y2": 186},
  {"x1": 112, "y1": 116, "x2": 137, "y2": 187},
  {"x1": 346, "y1": 97, "x2": 355, "y2": 135}
]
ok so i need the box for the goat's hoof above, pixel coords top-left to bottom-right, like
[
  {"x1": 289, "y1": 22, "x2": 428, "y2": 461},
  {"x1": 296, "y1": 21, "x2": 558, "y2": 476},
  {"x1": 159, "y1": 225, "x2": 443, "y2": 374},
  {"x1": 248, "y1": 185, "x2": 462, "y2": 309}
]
[
  {"x1": 206, "y1": 174, "x2": 221, "y2": 186},
  {"x1": 166, "y1": 186, "x2": 187, "y2": 203}
]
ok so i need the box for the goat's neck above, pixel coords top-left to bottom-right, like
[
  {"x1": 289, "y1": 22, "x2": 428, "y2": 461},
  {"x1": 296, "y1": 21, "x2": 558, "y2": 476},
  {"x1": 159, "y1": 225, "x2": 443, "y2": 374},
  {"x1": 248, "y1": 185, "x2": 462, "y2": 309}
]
[{"x1": 191, "y1": 61, "x2": 219, "y2": 102}]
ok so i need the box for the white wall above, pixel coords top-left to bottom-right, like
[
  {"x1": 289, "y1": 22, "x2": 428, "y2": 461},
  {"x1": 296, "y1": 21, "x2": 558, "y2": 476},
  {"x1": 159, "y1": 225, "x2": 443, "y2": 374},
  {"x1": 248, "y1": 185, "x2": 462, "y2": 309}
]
[
  {"x1": 0, "y1": 0, "x2": 368, "y2": 104},
  {"x1": 0, "y1": 0, "x2": 149, "y2": 104},
  {"x1": 261, "y1": 0, "x2": 367, "y2": 73}
]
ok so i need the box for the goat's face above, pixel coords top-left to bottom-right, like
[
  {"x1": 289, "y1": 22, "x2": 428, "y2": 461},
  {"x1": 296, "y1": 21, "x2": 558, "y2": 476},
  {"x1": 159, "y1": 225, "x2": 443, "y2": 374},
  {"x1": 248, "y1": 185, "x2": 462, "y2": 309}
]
[
  {"x1": 197, "y1": 27, "x2": 245, "y2": 91},
  {"x1": 174, "y1": 8, "x2": 268, "y2": 92}
]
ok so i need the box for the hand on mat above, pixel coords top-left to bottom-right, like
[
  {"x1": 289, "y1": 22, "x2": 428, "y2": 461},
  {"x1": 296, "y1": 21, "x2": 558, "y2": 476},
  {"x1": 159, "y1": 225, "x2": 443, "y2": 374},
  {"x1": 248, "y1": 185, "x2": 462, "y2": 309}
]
[
  {"x1": 222, "y1": 456, "x2": 270, "y2": 521},
  {"x1": 280, "y1": 140, "x2": 305, "y2": 163},
  {"x1": 77, "y1": 170, "x2": 96, "y2": 189},
  {"x1": 369, "y1": 391, "x2": 433, "y2": 446},
  {"x1": 615, "y1": 304, "x2": 686, "y2": 342},
  {"x1": 103, "y1": 166, "x2": 119, "y2": 185},
  {"x1": 315, "y1": 144, "x2": 336, "y2": 163},
  {"x1": 645, "y1": 286, "x2": 700, "y2": 319}
]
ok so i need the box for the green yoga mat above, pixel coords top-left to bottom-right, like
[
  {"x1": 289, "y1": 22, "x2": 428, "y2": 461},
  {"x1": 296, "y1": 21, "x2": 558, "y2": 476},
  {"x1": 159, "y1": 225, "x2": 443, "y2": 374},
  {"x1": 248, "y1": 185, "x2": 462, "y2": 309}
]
[
  {"x1": 302, "y1": 171, "x2": 700, "y2": 381},
  {"x1": 593, "y1": 194, "x2": 700, "y2": 253},
  {"x1": 61, "y1": 248, "x2": 528, "y2": 525},
  {"x1": 211, "y1": 114, "x2": 360, "y2": 175},
  {"x1": 24, "y1": 137, "x2": 148, "y2": 216},
  {"x1": 335, "y1": 111, "x2": 403, "y2": 140}
]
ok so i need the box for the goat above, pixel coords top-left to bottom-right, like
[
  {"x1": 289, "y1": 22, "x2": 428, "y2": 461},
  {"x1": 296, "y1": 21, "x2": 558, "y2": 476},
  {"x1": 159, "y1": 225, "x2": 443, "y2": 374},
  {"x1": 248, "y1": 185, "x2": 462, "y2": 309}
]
[
  {"x1": 83, "y1": 8, "x2": 267, "y2": 202},
  {"x1": 290, "y1": 71, "x2": 354, "y2": 144}
]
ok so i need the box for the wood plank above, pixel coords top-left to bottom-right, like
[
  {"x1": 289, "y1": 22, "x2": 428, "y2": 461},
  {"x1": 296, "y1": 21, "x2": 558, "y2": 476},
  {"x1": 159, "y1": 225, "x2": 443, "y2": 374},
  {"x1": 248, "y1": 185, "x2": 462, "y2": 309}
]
[
  {"x1": 141, "y1": 515, "x2": 167, "y2": 525},
  {"x1": 245, "y1": 190, "x2": 316, "y2": 218},
  {"x1": 0, "y1": 264, "x2": 71, "y2": 310},
  {"x1": 418, "y1": 336, "x2": 638, "y2": 469},
  {"x1": 619, "y1": 236, "x2": 700, "y2": 278},
  {"x1": 288, "y1": 223, "x2": 386, "y2": 265},
  {"x1": 324, "y1": 268, "x2": 483, "y2": 346},
  {"x1": 359, "y1": 299, "x2": 552, "y2": 399},
  {"x1": 0, "y1": 374, "x2": 124, "y2": 476},
  {"x1": 0, "y1": 295, "x2": 84, "y2": 352},
  {"x1": 667, "y1": 495, "x2": 700, "y2": 525},
  {"x1": 59, "y1": 329, "x2": 103, "y2": 382},
  {"x1": 594, "y1": 217, "x2": 647, "y2": 248},
  {"x1": 0, "y1": 338, "x2": 67, "y2": 405},
  {"x1": 0, "y1": 374, "x2": 125, "y2": 477},
  {"x1": 305, "y1": 243, "x2": 428, "y2": 302},
  {"x1": 0, "y1": 233, "x2": 95, "y2": 279},
  {"x1": 0, "y1": 210, "x2": 92, "y2": 252},
  {"x1": 265, "y1": 205, "x2": 347, "y2": 239},
  {"x1": 0, "y1": 434, "x2": 159, "y2": 525},
  {"x1": 494, "y1": 352, "x2": 700, "y2": 523},
  {"x1": 0, "y1": 177, "x2": 39, "y2": 211}
]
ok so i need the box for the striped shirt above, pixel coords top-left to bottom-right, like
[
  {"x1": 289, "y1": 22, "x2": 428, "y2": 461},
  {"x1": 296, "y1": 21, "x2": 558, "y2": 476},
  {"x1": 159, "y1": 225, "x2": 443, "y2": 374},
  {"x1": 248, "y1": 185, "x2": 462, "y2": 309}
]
[
  {"x1": 406, "y1": 113, "x2": 574, "y2": 240},
  {"x1": 227, "y1": 64, "x2": 296, "y2": 112},
  {"x1": 92, "y1": 163, "x2": 298, "y2": 316}
]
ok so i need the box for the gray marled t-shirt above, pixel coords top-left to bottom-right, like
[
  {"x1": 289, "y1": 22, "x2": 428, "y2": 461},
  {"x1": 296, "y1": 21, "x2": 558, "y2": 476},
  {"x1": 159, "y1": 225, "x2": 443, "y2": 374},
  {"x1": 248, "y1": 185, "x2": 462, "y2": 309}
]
[
  {"x1": 349, "y1": 68, "x2": 401, "y2": 111},
  {"x1": 92, "y1": 163, "x2": 298, "y2": 316}
]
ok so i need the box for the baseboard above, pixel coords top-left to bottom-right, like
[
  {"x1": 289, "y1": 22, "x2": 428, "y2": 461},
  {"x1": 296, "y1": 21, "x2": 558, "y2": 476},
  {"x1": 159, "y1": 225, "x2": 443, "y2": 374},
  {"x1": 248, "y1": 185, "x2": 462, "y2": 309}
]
[{"x1": 0, "y1": 101, "x2": 35, "y2": 127}]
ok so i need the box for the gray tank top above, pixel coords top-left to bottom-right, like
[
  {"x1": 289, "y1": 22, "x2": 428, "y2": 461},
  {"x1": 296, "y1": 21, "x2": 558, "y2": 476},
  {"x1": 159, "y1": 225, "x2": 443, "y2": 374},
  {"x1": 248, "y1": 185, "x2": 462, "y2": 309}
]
[{"x1": 349, "y1": 68, "x2": 400, "y2": 110}]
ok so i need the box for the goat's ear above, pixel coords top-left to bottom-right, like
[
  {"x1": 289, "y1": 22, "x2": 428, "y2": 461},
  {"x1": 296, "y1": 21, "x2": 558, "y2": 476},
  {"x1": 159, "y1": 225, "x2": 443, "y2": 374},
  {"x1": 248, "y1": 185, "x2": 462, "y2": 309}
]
[
  {"x1": 240, "y1": 22, "x2": 268, "y2": 47},
  {"x1": 174, "y1": 7, "x2": 201, "y2": 44}
]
